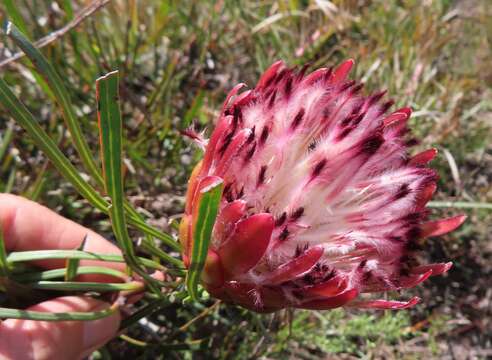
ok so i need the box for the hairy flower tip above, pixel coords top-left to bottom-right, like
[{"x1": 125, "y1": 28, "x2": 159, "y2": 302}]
[{"x1": 180, "y1": 60, "x2": 466, "y2": 312}]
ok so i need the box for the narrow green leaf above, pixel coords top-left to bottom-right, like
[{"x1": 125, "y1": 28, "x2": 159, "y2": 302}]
[
  {"x1": 65, "y1": 235, "x2": 87, "y2": 281},
  {"x1": 96, "y1": 71, "x2": 161, "y2": 293},
  {"x1": 140, "y1": 239, "x2": 185, "y2": 271},
  {"x1": 28, "y1": 280, "x2": 143, "y2": 292},
  {"x1": 0, "y1": 305, "x2": 117, "y2": 321},
  {"x1": 14, "y1": 266, "x2": 127, "y2": 282},
  {"x1": 186, "y1": 179, "x2": 224, "y2": 300},
  {"x1": 4, "y1": 21, "x2": 103, "y2": 185},
  {"x1": 0, "y1": 122, "x2": 14, "y2": 163},
  {"x1": 3, "y1": 1, "x2": 29, "y2": 37},
  {"x1": 96, "y1": 71, "x2": 135, "y2": 258},
  {"x1": 7, "y1": 250, "x2": 163, "y2": 270}
]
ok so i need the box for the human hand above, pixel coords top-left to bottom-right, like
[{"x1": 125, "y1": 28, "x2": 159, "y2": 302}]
[{"x1": 0, "y1": 194, "x2": 125, "y2": 360}]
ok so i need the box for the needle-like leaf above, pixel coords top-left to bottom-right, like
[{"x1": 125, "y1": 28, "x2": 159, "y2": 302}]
[
  {"x1": 96, "y1": 70, "x2": 162, "y2": 292},
  {"x1": 186, "y1": 178, "x2": 223, "y2": 300}
]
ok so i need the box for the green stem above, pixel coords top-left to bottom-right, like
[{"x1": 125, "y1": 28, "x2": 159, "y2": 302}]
[
  {"x1": 7, "y1": 250, "x2": 163, "y2": 270},
  {"x1": 0, "y1": 305, "x2": 117, "y2": 321},
  {"x1": 13, "y1": 266, "x2": 127, "y2": 282},
  {"x1": 28, "y1": 280, "x2": 143, "y2": 292}
]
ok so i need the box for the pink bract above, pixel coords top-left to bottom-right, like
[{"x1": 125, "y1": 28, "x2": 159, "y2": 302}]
[{"x1": 180, "y1": 59, "x2": 465, "y2": 312}]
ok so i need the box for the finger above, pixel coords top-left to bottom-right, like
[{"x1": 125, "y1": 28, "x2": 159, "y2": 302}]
[
  {"x1": 0, "y1": 194, "x2": 125, "y2": 279},
  {"x1": 0, "y1": 296, "x2": 120, "y2": 360}
]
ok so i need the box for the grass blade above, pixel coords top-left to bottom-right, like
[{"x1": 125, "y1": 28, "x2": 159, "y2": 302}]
[
  {"x1": 186, "y1": 178, "x2": 223, "y2": 300},
  {"x1": 3, "y1": 1, "x2": 29, "y2": 37}
]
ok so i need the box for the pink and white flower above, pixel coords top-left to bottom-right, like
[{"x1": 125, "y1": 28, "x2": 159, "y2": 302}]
[{"x1": 180, "y1": 60, "x2": 465, "y2": 312}]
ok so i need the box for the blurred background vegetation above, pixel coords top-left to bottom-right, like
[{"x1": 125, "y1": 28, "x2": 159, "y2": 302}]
[{"x1": 0, "y1": 0, "x2": 490, "y2": 358}]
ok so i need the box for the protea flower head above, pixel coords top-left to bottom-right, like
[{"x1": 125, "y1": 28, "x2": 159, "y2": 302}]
[{"x1": 180, "y1": 59, "x2": 465, "y2": 312}]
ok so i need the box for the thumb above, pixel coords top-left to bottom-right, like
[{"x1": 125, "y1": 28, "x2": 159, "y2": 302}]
[{"x1": 0, "y1": 296, "x2": 120, "y2": 360}]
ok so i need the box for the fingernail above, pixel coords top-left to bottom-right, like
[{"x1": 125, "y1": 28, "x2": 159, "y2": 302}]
[{"x1": 82, "y1": 304, "x2": 120, "y2": 351}]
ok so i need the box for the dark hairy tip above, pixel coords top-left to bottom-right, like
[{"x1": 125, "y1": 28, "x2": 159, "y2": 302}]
[
  {"x1": 257, "y1": 165, "x2": 267, "y2": 186},
  {"x1": 291, "y1": 207, "x2": 305, "y2": 220},
  {"x1": 337, "y1": 126, "x2": 354, "y2": 140},
  {"x1": 351, "y1": 82, "x2": 364, "y2": 94},
  {"x1": 233, "y1": 105, "x2": 243, "y2": 123},
  {"x1": 284, "y1": 76, "x2": 293, "y2": 97},
  {"x1": 340, "y1": 80, "x2": 356, "y2": 92},
  {"x1": 322, "y1": 67, "x2": 333, "y2": 82},
  {"x1": 368, "y1": 90, "x2": 387, "y2": 106},
  {"x1": 351, "y1": 112, "x2": 365, "y2": 125},
  {"x1": 279, "y1": 227, "x2": 289, "y2": 241},
  {"x1": 308, "y1": 141, "x2": 317, "y2": 152},
  {"x1": 380, "y1": 99, "x2": 395, "y2": 114},
  {"x1": 303, "y1": 273, "x2": 315, "y2": 285},
  {"x1": 259, "y1": 126, "x2": 269, "y2": 145},
  {"x1": 237, "y1": 186, "x2": 244, "y2": 199},
  {"x1": 273, "y1": 68, "x2": 288, "y2": 86},
  {"x1": 311, "y1": 158, "x2": 327, "y2": 178},
  {"x1": 295, "y1": 63, "x2": 310, "y2": 82},
  {"x1": 246, "y1": 127, "x2": 255, "y2": 144},
  {"x1": 361, "y1": 134, "x2": 384, "y2": 155},
  {"x1": 223, "y1": 183, "x2": 233, "y2": 202},
  {"x1": 275, "y1": 212, "x2": 287, "y2": 227},
  {"x1": 244, "y1": 141, "x2": 257, "y2": 162},
  {"x1": 341, "y1": 115, "x2": 353, "y2": 127},
  {"x1": 218, "y1": 132, "x2": 234, "y2": 155},
  {"x1": 323, "y1": 268, "x2": 336, "y2": 282},
  {"x1": 394, "y1": 183, "x2": 411, "y2": 200},
  {"x1": 291, "y1": 108, "x2": 305, "y2": 130},
  {"x1": 294, "y1": 245, "x2": 302, "y2": 258},
  {"x1": 267, "y1": 90, "x2": 277, "y2": 109}
]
